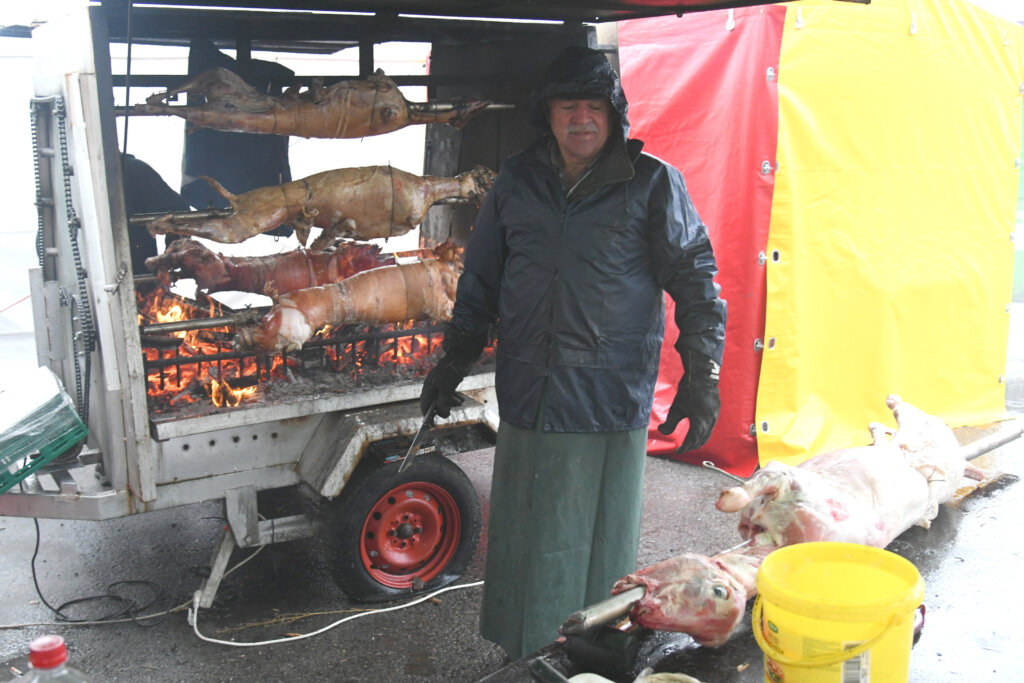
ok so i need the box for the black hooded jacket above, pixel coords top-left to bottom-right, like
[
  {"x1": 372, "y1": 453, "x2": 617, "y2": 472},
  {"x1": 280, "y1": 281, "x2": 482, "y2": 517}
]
[{"x1": 452, "y1": 47, "x2": 726, "y2": 432}]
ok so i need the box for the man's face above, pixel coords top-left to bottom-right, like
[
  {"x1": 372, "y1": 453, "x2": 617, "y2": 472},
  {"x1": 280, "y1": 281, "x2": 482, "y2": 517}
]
[{"x1": 548, "y1": 97, "x2": 613, "y2": 169}]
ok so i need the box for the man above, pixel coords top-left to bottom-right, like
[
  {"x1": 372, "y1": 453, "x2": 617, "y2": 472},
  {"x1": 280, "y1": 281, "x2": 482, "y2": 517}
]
[
  {"x1": 121, "y1": 153, "x2": 193, "y2": 275},
  {"x1": 419, "y1": 46, "x2": 727, "y2": 659}
]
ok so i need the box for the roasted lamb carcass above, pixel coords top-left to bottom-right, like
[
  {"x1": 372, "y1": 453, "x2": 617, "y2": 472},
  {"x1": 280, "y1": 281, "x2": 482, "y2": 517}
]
[
  {"x1": 127, "y1": 67, "x2": 490, "y2": 139},
  {"x1": 143, "y1": 165, "x2": 495, "y2": 248},
  {"x1": 234, "y1": 258, "x2": 461, "y2": 353},
  {"x1": 611, "y1": 395, "x2": 986, "y2": 646},
  {"x1": 144, "y1": 238, "x2": 395, "y2": 296}
]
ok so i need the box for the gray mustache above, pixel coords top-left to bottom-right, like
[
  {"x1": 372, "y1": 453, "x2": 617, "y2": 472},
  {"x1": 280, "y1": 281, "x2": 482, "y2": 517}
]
[{"x1": 567, "y1": 123, "x2": 599, "y2": 134}]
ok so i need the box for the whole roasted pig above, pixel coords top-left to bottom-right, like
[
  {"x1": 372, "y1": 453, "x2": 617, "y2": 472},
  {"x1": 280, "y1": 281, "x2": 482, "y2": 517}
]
[
  {"x1": 144, "y1": 238, "x2": 395, "y2": 295},
  {"x1": 143, "y1": 165, "x2": 495, "y2": 248},
  {"x1": 611, "y1": 395, "x2": 985, "y2": 646},
  {"x1": 234, "y1": 258, "x2": 461, "y2": 353},
  {"x1": 127, "y1": 67, "x2": 490, "y2": 139}
]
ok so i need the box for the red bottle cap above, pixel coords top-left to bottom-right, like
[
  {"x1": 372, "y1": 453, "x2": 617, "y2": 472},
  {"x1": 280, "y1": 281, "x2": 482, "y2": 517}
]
[{"x1": 29, "y1": 635, "x2": 68, "y2": 669}]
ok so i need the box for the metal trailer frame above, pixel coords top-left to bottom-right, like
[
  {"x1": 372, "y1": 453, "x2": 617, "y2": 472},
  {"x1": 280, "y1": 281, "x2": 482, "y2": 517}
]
[
  {"x1": 0, "y1": 0, "x2": 822, "y2": 603},
  {"x1": 0, "y1": 5, "x2": 500, "y2": 603}
]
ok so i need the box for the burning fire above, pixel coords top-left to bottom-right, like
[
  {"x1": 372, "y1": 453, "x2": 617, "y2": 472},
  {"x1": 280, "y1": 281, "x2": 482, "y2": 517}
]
[
  {"x1": 207, "y1": 378, "x2": 257, "y2": 408},
  {"x1": 138, "y1": 289, "x2": 277, "y2": 411},
  {"x1": 137, "y1": 286, "x2": 485, "y2": 414},
  {"x1": 379, "y1": 333, "x2": 433, "y2": 365}
]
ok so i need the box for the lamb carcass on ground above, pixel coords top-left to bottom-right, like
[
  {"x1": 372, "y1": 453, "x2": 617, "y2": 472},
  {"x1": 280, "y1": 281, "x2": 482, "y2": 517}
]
[
  {"x1": 611, "y1": 395, "x2": 986, "y2": 647},
  {"x1": 144, "y1": 238, "x2": 395, "y2": 296},
  {"x1": 143, "y1": 164, "x2": 495, "y2": 248},
  {"x1": 127, "y1": 67, "x2": 490, "y2": 139}
]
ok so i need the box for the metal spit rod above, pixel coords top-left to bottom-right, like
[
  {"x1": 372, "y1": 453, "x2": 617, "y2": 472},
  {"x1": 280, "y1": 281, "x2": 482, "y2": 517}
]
[
  {"x1": 961, "y1": 418, "x2": 1024, "y2": 461},
  {"x1": 129, "y1": 208, "x2": 232, "y2": 225},
  {"x1": 139, "y1": 309, "x2": 262, "y2": 336},
  {"x1": 129, "y1": 196, "x2": 476, "y2": 228},
  {"x1": 118, "y1": 102, "x2": 514, "y2": 117},
  {"x1": 559, "y1": 587, "x2": 644, "y2": 636}
]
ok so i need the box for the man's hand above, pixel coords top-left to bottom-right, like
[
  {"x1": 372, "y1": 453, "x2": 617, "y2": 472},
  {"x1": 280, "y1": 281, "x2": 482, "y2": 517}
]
[
  {"x1": 657, "y1": 350, "x2": 721, "y2": 452},
  {"x1": 418, "y1": 326, "x2": 487, "y2": 418},
  {"x1": 421, "y1": 360, "x2": 467, "y2": 418}
]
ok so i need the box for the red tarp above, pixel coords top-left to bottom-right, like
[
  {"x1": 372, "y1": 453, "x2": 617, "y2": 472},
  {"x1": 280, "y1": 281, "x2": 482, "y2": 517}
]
[{"x1": 619, "y1": 6, "x2": 786, "y2": 476}]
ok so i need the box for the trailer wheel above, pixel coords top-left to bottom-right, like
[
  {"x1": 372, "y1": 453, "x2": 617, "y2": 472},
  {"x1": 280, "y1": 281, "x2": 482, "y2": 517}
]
[{"x1": 325, "y1": 452, "x2": 481, "y2": 602}]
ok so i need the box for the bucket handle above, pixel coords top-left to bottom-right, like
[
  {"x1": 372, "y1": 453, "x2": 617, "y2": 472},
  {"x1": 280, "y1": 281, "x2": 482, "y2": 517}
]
[{"x1": 752, "y1": 594, "x2": 903, "y2": 669}]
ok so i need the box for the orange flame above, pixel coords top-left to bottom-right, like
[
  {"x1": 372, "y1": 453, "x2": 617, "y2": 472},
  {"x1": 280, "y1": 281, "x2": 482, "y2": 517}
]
[
  {"x1": 208, "y1": 378, "x2": 258, "y2": 408},
  {"x1": 139, "y1": 289, "x2": 276, "y2": 411},
  {"x1": 379, "y1": 334, "x2": 433, "y2": 365}
]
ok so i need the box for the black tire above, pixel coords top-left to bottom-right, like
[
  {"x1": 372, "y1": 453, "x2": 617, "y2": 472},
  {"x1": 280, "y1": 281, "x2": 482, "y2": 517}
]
[{"x1": 324, "y1": 452, "x2": 481, "y2": 602}]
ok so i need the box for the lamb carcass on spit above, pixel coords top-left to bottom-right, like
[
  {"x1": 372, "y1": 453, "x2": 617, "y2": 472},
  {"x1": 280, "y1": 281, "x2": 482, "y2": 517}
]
[
  {"x1": 144, "y1": 238, "x2": 394, "y2": 296},
  {"x1": 234, "y1": 257, "x2": 462, "y2": 353},
  {"x1": 610, "y1": 395, "x2": 985, "y2": 647},
  {"x1": 127, "y1": 67, "x2": 490, "y2": 139},
  {"x1": 143, "y1": 165, "x2": 495, "y2": 248}
]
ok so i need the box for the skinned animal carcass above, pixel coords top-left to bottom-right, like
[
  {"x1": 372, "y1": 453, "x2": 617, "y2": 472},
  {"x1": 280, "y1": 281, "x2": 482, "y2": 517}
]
[
  {"x1": 611, "y1": 395, "x2": 985, "y2": 647},
  {"x1": 234, "y1": 258, "x2": 462, "y2": 353},
  {"x1": 128, "y1": 67, "x2": 490, "y2": 139},
  {"x1": 143, "y1": 165, "x2": 495, "y2": 248},
  {"x1": 717, "y1": 395, "x2": 985, "y2": 545},
  {"x1": 610, "y1": 543, "x2": 773, "y2": 647}
]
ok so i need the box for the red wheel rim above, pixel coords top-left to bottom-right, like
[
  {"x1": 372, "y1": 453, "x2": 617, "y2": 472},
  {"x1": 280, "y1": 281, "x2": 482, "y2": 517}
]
[{"x1": 359, "y1": 481, "x2": 462, "y2": 589}]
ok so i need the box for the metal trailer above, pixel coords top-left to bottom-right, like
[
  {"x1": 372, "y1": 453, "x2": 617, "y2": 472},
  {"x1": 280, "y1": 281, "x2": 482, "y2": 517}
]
[
  {"x1": 0, "y1": 3, "x2": 532, "y2": 607},
  {"x1": 0, "y1": 0, "x2": 807, "y2": 606}
]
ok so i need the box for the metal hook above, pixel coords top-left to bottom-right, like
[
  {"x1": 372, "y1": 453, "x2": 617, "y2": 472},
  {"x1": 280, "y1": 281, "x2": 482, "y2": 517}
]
[{"x1": 702, "y1": 460, "x2": 746, "y2": 483}]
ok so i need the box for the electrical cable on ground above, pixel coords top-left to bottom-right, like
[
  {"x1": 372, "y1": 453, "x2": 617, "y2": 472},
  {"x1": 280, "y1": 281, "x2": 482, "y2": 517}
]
[
  {"x1": 9, "y1": 514, "x2": 486, "y2": 649},
  {"x1": 0, "y1": 513, "x2": 264, "y2": 631},
  {"x1": 189, "y1": 579, "x2": 485, "y2": 647}
]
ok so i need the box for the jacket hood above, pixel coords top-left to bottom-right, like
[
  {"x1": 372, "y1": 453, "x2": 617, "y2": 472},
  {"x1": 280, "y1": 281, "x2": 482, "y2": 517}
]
[{"x1": 527, "y1": 46, "x2": 630, "y2": 139}]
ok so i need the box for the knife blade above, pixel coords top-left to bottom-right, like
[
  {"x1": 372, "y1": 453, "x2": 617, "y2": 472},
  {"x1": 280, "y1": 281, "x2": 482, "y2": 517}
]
[{"x1": 398, "y1": 403, "x2": 437, "y2": 472}]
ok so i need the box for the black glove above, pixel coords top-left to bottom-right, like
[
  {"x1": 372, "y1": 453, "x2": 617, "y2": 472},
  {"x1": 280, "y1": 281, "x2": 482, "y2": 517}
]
[
  {"x1": 420, "y1": 326, "x2": 487, "y2": 418},
  {"x1": 657, "y1": 349, "x2": 721, "y2": 452}
]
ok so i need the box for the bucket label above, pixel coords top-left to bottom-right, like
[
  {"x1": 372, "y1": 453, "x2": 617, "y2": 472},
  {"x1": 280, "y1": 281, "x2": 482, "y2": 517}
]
[
  {"x1": 765, "y1": 657, "x2": 785, "y2": 682},
  {"x1": 841, "y1": 642, "x2": 870, "y2": 683}
]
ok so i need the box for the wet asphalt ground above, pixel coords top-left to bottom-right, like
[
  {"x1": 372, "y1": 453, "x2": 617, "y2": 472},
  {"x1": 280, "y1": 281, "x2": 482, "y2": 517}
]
[
  {"x1": 1, "y1": 421, "x2": 1021, "y2": 682},
  {"x1": 0, "y1": 306, "x2": 1022, "y2": 682}
]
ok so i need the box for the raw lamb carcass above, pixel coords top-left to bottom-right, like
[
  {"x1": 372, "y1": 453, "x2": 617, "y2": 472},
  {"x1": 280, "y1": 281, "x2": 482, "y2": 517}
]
[
  {"x1": 234, "y1": 259, "x2": 461, "y2": 353},
  {"x1": 611, "y1": 395, "x2": 985, "y2": 646},
  {"x1": 143, "y1": 165, "x2": 495, "y2": 248},
  {"x1": 128, "y1": 67, "x2": 490, "y2": 139},
  {"x1": 717, "y1": 395, "x2": 985, "y2": 546},
  {"x1": 611, "y1": 543, "x2": 773, "y2": 647},
  {"x1": 145, "y1": 239, "x2": 394, "y2": 295}
]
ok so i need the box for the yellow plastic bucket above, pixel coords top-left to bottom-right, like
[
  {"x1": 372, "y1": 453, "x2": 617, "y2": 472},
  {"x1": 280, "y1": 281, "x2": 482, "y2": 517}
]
[{"x1": 753, "y1": 542, "x2": 924, "y2": 682}]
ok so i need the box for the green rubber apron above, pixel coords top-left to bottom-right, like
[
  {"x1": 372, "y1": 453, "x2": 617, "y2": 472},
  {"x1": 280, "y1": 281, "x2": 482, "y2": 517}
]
[{"x1": 479, "y1": 386, "x2": 647, "y2": 659}]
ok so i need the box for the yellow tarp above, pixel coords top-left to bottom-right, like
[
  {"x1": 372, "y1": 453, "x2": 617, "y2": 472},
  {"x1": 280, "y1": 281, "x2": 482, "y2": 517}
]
[{"x1": 757, "y1": 0, "x2": 1024, "y2": 465}]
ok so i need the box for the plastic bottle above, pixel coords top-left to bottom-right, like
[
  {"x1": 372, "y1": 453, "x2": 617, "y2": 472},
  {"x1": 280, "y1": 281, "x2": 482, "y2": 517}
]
[{"x1": 24, "y1": 635, "x2": 91, "y2": 682}]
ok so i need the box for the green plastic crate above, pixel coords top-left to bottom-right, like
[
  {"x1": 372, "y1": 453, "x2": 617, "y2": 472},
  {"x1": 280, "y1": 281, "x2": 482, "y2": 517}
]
[
  {"x1": 0, "y1": 417, "x2": 88, "y2": 494},
  {"x1": 0, "y1": 367, "x2": 89, "y2": 494}
]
